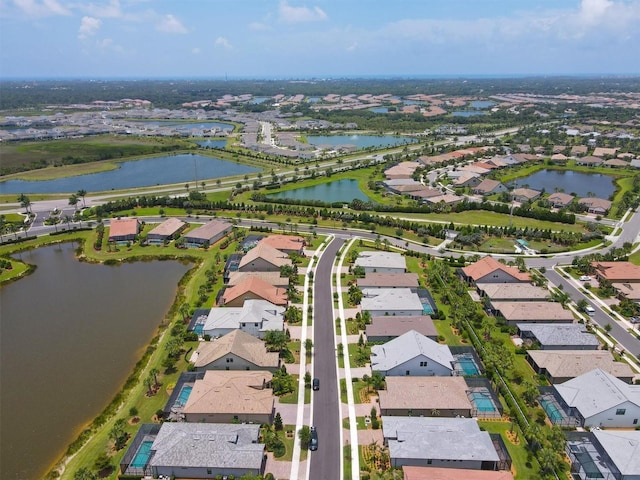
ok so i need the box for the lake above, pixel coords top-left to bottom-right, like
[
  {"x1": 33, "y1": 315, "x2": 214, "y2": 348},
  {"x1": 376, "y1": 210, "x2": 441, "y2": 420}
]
[
  {"x1": 250, "y1": 97, "x2": 270, "y2": 104},
  {"x1": 196, "y1": 139, "x2": 228, "y2": 149},
  {"x1": 0, "y1": 243, "x2": 191, "y2": 479},
  {"x1": 470, "y1": 100, "x2": 496, "y2": 109},
  {"x1": 269, "y1": 179, "x2": 371, "y2": 203},
  {"x1": 0, "y1": 154, "x2": 258, "y2": 194},
  {"x1": 370, "y1": 107, "x2": 389, "y2": 113},
  {"x1": 452, "y1": 111, "x2": 487, "y2": 117},
  {"x1": 508, "y1": 169, "x2": 616, "y2": 198},
  {"x1": 306, "y1": 134, "x2": 417, "y2": 150}
]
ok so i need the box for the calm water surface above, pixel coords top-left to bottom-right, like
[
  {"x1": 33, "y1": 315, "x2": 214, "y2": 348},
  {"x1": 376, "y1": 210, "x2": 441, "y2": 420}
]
[
  {"x1": 508, "y1": 169, "x2": 616, "y2": 198},
  {"x1": 306, "y1": 134, "x2": 417, "y2": 149},
  {"x1": 196, "y1": 139, "x2": 228, "y2": 149},
  {"x1": 269, "y1": 179, "x2": 371, "y2": 203},
  {"x1": 0, "y1": 243, "x2": 191, "y2": 479},
  {"x1": 0, "y1": 154, "x2": 257, "y2": 194},
  {"x1": 452, "y1": 111, "x2": 487, "y2": 117}
]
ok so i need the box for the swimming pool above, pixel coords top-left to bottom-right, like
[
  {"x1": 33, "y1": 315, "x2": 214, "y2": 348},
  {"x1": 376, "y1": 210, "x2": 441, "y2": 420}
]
[
  {"x1": 456, "y1": 355, "x2": 480, "y2": 376},
  {"x1": 470, "y1": 391, "x2": 496, "y2": 412},
  {"x1": 540, "y1": 398, "x2": 564, "y2": 423},
  {"x1": 131, "y1": 440, "x2": 153, "y2": 468},
  {"x1": 194, "y1": 323, "x2": 204, "y2": 335},
  {"x1": 422, "y1": 302, "x2": 435, "y2": 314},
  {"x1": 174, "y1": 385, "x2": 193, "y2": 407}
]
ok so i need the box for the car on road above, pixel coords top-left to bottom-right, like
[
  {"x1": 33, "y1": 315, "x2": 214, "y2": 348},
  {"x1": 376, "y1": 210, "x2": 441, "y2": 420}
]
[
  {"x1": 312, "y1": 378, "x2": 319, "y2": 391},
  {"x1": 309, "y1": 426, "x2": 318, "y2": 451},
  {"x1": 579, "y1": 276, "x2": 591, "y2": 281},
  {"x1": 585, "y1": 305, "x2": 595, "y2": 315}
]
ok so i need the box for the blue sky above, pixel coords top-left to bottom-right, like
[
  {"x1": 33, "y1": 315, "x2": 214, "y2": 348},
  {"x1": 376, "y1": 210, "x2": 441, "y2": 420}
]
[{"x1": 1, "y1": 0, "x2": 639, "y2": 78}]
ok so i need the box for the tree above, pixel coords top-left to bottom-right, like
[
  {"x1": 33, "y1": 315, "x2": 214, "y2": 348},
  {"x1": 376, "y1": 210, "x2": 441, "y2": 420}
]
[
  {"x1": 180, "y1": 303, "x2": 190, "y2": 322},
  {"x1": 63, "y1": 215, "x2": 72, "y2": 230},
  {"x1": 274, "y1": 412, "x2": 283, "y2": 431},
  {"x1": 265, "y1": 330, "x2": 288, "y2": 352},
  {"x1": 149, "y1": 367, "x2": 160, "y2": 387},
  {"x1": 68, "y1": 194, "x2": 79, "y2": 211},
  {"x1": 144, "y1": 375, "x2": 154, "y2": 396},
  {"x1": 298, "y1": 425, "x2": 311, "y2": 449},
  {"x1": 109, "y1": 418, "x2": 128, "y2": 450},
  {"x1": 17, "y1": 193, "x2": 32, "y2": 214},
  {"x1": 74, "y1": 467, "x2": 97, "y2": 480},
  {"x1": 77, "y1": 189, "x2": 87, "y2": 208}
]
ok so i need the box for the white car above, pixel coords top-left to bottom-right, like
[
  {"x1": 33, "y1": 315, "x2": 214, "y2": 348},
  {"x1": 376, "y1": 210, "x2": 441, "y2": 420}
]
[{"x1": 579, "y1": 276, "x2": 591, "y2": 281}]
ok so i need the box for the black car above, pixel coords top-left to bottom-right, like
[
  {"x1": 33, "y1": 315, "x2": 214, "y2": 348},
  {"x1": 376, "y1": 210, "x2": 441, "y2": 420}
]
[
  {"x1": 312, "y1": 377, "x2": 320, "y2": 391},
  {"x1": 309, "y1": 426, "x2": 318, "y2": 451}
]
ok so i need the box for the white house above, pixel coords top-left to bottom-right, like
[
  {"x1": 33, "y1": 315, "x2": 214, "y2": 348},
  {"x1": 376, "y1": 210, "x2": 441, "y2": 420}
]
[
  {"x1": 354, "y1": 251, "x2": 407, "y2": 274},
  {"x1": 361, "y1": 288, "x2": 424, "y2": 317},
  {"x1": 202, "y1": 300, "x2": 285, "y2": 339},
  {"x1": 371, "y1": 330, "x2": 454, "y2": 377},
  {"x1": 554, "y1": 369, "x2": 640, "y2": 428}
]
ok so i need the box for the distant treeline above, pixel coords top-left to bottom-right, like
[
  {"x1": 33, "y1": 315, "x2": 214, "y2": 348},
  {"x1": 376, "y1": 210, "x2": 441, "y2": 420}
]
[{"x1": 3, "y1": 77, "x2": 640, "y2": 110}]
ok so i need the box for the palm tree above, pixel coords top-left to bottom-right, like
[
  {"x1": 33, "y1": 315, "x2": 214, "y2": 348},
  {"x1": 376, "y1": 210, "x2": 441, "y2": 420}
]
[
  {"x1": 180, "y1": 303, "x2": 190, "y2": 323},
  {"x1": 63, "y1": 215, "x2": 72, "y2": 230},
  {"x1": 17, "y1": 193, "x2": 32, "y2": 214},
  {"x1": 144, "y1": 375, "x2": 154, "y2": 396},
  {"x1": 0, "y1": 215, "x2": 6, "y2": 243},
  {"x1": 77, "y1": 189, "x2": 87, "y2": 208},
  {"x1": 69, "y1": 194, "x2": 79, "y2": 211},
  {"x1": 149, "y1": 368, "x2": 160, "y2": 388}
]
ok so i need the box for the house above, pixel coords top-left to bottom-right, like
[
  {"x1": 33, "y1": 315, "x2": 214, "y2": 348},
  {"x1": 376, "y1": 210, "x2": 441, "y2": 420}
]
[
  {"x1": 527, "y1": 350, "x2": 634, "y2": 384},
  {"x1": 547, "y1": 192, "x2": 575, "y2": 208},
  {"x1": 554, "y1": 369, "x2": 640, "y2": 427},
  {"x1": 108, "y1": 218, "x2": 140, "y2": 242},
  {"x1": 631, "y1": 158, "x2": 640, "y2": 168},
  {"x1": 184, "y1": 220, "x2": 232, "y2": 246},
  {"x1": 423, "y1": 194, "x2": 464, "y2": 206},
  {"x1": 120, "y1": 423, "x2": 265, "y2": 478},
  {"x1": 578, "y1": 197, "x2": 612, "y2": 215},
  {"x1": 473, "y1": 179, "x2": 507, "y2": 195},
  {"x1": 461, "y1": 256, "x2": 531, "y2": 285},
  {"x1": 202, "y1": 300, "x2": 285, "y2": 339},
  {"x1": 604, "y1": 158, "x2": 628, "y2": 168},
  {"x1": 355, "y1": 251, "x2": 407, "y2": 274},
  {"x1": 490, "y1": 301, "x2": 574, "y2": 326},
  {"x1": 593, "y1": 147, "x2": 618, "y2": 157},
  {"x1": 576, "y1": 155, "x2": 604, "y2": 166},
  {"x1": 517, "y1": 323, "x2": 599, "y2": 350},
  {"x1": 477, "y1": 283, "x2": 550, "y2": 302},
  {"x1": 361, "y1": 288, "x2": 425, "y2": 317},
  {"x1": 550, "y1": 153, "x2": 569, "y2": 163},
  {"x1": 382, "y1": 417, "x2": 502, "y2": 470},
  {"x1": 238, "y1": 243, "x2": 292, "y2": 272},
  {"x1": 257, "y1": 234, "x2": 305, "y2": 254},
  {"x1": 182, "y1": 370, "x2": 274, "y2": 424},
  {"x1": 384, "y1": 179, "x2": 428, "y2": 194},
  {"x1": 591, "y1": 261, "x2": 640, "y2": 283},
  {"x1": 570, "y1": 145, "x2": 588, "y2": 157},
  {"x1": 408, "y1": 188, "x2": 443, "y2": 201},
  {"x1": 612, "y1": 282, "x2": 640, "y2": 302},
  {"x1": 193, "y1": 330, "x2": 280, "y2": 372},
  {"x1": 227, "y1": 271, "x2": 290, "y2": 288},
  {"x1": 379, "y1": 376, "x2": 472, "y2": 417},
  {"x1": 511, "y1": 188, "x2": 541, "y2": 203},
  {"x1": 402, "y1": 466, "x2": 514, "y2": 480},
  {"x1": 452, "y1": 173, "x2": 482, "y2": 188},
  {"x1": 147, "y1": 217, "x2": 186, "y2": 243},
  {"x1": 357, "y1": 273, "x2": 419, "y2": 292},
  {"x1": 385, "y1": 161, "x2": 421, "y2": 180},
  {"x1": 567, "y1": 430, "x2": 640, "y2": 480},
  {"x1": 460, "y1": 164, "x2": 491, "y2": 176},
  {"x1": 371, "y1": 330, "x2": 454, "y2": 376},
  {"x1": 221, "y1": 277, "x2": 288, "y2": 307},
  {"x1": 366, "y1": 316, "x2": 438, "y2": 342}
]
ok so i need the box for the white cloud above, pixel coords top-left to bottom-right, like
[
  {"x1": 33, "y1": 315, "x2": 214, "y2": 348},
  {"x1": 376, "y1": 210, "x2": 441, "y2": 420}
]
[
  {"x1": 192, "y1": 47, "x2": 201, "y2": 55},
  {"x1": 156, "y1": 13, "x2": 188, "y2": 34},
  {"x1": 78, "y1": 16, "x2": 101, "y2": 39},
  {"x1": 214, "y1": 36, "x2": 232, "y2": 49},
  {"x1": 279, "y1": 1, "x2": 327, "y2": 23},
  {"x1": 96, "y1": 37, "x2": 124, "y2": 52},
  {"x1": 12, "y1": 0, "x2": 70, "y2": 16},
  {"x1": 81, "y1": 0, "x2": 122, "y2": 18},
  {"x1": 248, "y1": 21, "x2": 270, "y2": 31}
]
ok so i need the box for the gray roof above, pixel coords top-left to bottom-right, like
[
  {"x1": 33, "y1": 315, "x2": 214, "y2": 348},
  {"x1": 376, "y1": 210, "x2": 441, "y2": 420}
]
[
  {"x1": 148, "y1": 217, "x2": 186, "y2": 237},
  {"x1": 361, "y1": 288, "x2": 423, "y2": 312},
  {"x1": 555, "y1": 369, "x2": 640, "y2": 418},
  {"x1": 150, "y1": 423, "x2": 264, "y2": 470},
  {"x1": 366, "y1": 316, "x2": 437, "y2": 339},
  {"x1": 354, "y1": 251, "x2": 406, "y2": 271},
  {"x1": 371, "y1": 330, "x2": 453, "y2": 372},
  {"x1": 185, "y1": 220, "x2": 232, "y2": 242},
  {"x1": 479, "y1": 283, "x2": 550, "y2": 301},
  {"x1": 517, "y1": 323, "x2": 599, "y2": 347},
  {"x1": 382, "y1": 416, "x2": 499, "y2": 462},
  {"x1": 592, "y1": 430, "x2": 640, "y2": 476},
  {"x1": 204, "y1": 300, "x2": 285, "y2": 334}
]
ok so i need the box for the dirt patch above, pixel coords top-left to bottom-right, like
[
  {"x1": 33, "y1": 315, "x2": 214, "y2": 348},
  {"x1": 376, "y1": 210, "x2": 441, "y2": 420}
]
[
  {"x1": 128, "y1": 416, "x2": 140, "y2": 425},
  {"x1": 505, "y1": 429, "x2": 520, "y2": 445}
]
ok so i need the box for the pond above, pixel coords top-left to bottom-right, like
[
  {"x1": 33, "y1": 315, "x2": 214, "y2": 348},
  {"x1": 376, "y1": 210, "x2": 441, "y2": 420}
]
[
  {"x1": 196, "y1": 139, "x2": 227, "y2": 149},
  {"x1": 452, "y1": 111, "x2": 487, "y2": 117},
  {"x1": 0, "y1": 154, "x2": 258, "y2": 194},
  {"x1": 306, "y1": 134, "x2": 418, "y2": 150},
  {"x1": 470, "y1": 100, "x2": 496, "y2": 109},
  {"x1": 250, "y1": 97, "x2": 270, "y2": 104},
  {"x1": 370, "y1": 107, "x2": 389, "y2": 113},
  {"x1": 0, "y1": 243, "x2": 191, "y2": 480},
  {"x1": 508, "y1": 169, "x2": 616, "y2": 199},
  {"x1": 268, "y1": 179, "x2": 371, "y2": 203}
]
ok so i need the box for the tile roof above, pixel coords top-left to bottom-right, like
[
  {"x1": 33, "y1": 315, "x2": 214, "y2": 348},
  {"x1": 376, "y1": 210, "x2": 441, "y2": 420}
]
[
  {"x1": 462, "y1": 256, "x2": 531, "y2": 282},
  {"x1": 239, "y1": 243, "x2": 292, "y2": 270},
  {"x1": 403, "y1": 466, "x2": 514, "y2": 480},
  {"x1": 257, "y1": 234, "x2": 305, "y2": 252},
  {"x1": 379, "y1": 376, "x2": 472, "y2": 411},
  {"x1": 491, "y1": 301, "x2": 574, "y2": 322},
  {"x1": 222, "y1": 277, "x2": 288, "y2": 306},
  {"x1": 357, "y1": 273, "x2": 419, "y2": 289},
  {"x1": 148, "y1": 217, "x2": 186, "y2": 237},
  {"x1": 527, "y1": 350, "x2": 634, "y2": 380},
  {"x1": 183, "y1": 370, "x2": 274, "y2": 416},
  {"x1": 194, "y1": 330, "x2": 279, "y2": 369},
  {"x1": 592, "y1": 262, "x2": 640, "y2": 282},
  {"x1": 109, "y1": 218, "x2": 139, "y2": 238},
  {"x1": 366, "y1": 316, "x2": 437, "y2": 339},
  {"x1": 185, "y1": 220, "x2": 232, "y2": 241},
  {"x1": 227, "y1": 271, "x2": 290, "y2": 287},
  {"x1": 474, "y1": 179, "x2": 502, "y2": 193},
  {"x1": 479, "y1": 283, "x2": 549, "y2": 301}
]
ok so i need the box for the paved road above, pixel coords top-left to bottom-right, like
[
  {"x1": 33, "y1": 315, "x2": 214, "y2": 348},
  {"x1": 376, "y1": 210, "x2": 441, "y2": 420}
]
[
  {"x1": 544, "y1": 269, "x2": 640, "y2": 357},
  {"x1": 310, "y1": 237, "x2": 345, "y2": 480}
]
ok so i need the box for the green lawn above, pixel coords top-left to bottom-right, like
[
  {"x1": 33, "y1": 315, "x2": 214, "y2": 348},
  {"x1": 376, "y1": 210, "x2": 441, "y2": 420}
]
[{"x1": 478, "y1": 421, "x2": 541, "y2": 480}]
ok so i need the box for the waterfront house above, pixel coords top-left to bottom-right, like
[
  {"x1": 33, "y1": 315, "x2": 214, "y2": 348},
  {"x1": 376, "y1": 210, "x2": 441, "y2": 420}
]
[
  {"x1": 147, "y1": 217, "x2": 186, "y2": 243},
  {"x1": 578, "y1": 197, "x2": 612, "y2": 215},
  {"x1": 202, "y1": 299, "x2": 285, "y2": 339},
  {"x1": 184, "y1": 220, "x2": 232, "y2": 247},
  {"x1": 371, "y1": 330, "x2": 454, "y2": 377},
  {"x1": 473, "y1": 179, "x2": 507, "y2": 195},
  {"x1": 238, "y1": 243, "x2": 292, "y2": 272},
  {"x1": 576, "y1": 155, "x2": 604, "y2": 166},
  {"x1": 193, "y1": 330, "x2": 280, "y2": 372},
  {"x1": 108, "y1": 217, "x2": 140, "y2": 242},
  {"x1": 227, "y1": 271, "x2": 290, "y2": 288},
  {"x1": 511, "y1": 188, "x2": 541, "y2": 203},
  {"x1": 221, "y1": 277, "x2": 288, "y2": 307},
  {"x1": 547, "y1": 192, "x2": 575, "y2": 208}
]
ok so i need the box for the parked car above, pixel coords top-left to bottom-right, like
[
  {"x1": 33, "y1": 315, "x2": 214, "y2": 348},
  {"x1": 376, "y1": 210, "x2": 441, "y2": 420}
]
[
  {"x1": 579, "y1": 276, "x2": 591, "y2": 281},
  {"x1": 309, "y1": 426, "x2": 318, "y2": 451},
  {"x1": 630, "y1": 316, "x2": 640, "y2": 324},
  {"x1": 312, "y1": 378, "x2": 320, "y2": 391}
]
